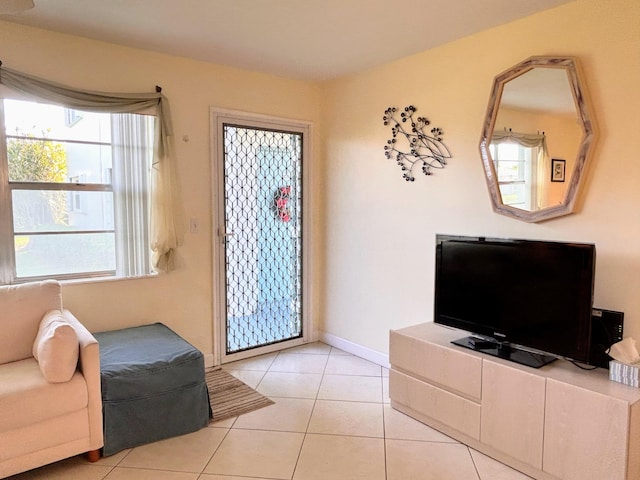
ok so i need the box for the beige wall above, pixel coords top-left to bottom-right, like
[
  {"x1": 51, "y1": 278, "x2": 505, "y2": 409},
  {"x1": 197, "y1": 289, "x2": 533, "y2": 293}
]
[
  {"x1": 1, "y1": 0, "x2": 638, "y2": 362},
  {"x1": 320, "y1": 0, "x2": 640, "y2": 354},
  {"x1": 0, "y1": 21, "x2": 321, "y2": 356}
]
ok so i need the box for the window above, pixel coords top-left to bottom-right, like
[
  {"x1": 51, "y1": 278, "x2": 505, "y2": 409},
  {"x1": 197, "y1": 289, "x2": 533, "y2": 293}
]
[
  {"x1": 490, "y1": 142, "x2": 538, "y2": 210},
  {"x1": 68, "y1": 174, "x2": 86, "y2": 212},
  {"x1": 0, "y1": 98, "x2": 155, "y2": 283},
  {"x1": 64, "y1": 108, "x2": 83, "y2": 128}
]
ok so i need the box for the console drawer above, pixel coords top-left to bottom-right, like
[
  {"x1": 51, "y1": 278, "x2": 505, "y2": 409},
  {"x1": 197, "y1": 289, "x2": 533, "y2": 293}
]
[
  {"x1": 390, "y1": 368, "x2": 481, "y2": 440},
  {"x1": 390, "y1": 328, "x2": 482, "y2": 401}
]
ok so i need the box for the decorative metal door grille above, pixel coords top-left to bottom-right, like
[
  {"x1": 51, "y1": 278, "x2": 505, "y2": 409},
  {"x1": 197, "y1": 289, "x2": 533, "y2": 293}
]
[{"x1": 222, "y1": 124, "x2": 303, "y2": 354}]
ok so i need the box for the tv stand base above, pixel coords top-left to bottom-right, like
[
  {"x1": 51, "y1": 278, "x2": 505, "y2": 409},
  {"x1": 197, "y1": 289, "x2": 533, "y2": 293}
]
[{"x1": 452, "y1": 336, "x2": 557, "y2": 368}]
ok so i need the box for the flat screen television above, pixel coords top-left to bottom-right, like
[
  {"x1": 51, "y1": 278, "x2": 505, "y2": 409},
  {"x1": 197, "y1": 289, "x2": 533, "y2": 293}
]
[{"x1": 434, "y1": 234, "x2": 595, "y2": 368}]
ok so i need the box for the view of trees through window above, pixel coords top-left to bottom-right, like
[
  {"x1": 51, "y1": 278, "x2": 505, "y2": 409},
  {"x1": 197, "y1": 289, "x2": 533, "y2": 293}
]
[
  {"x1": 9, "y1": 130, "x2": 68, "y2": 227},
  {"x1": 2, "y1": 99, "x2": 119, "y2": 280}
]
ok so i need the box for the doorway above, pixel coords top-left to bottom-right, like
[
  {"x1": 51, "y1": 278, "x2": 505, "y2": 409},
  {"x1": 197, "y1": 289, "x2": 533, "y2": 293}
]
[{"x1": 211, "y1": 110, "x2": 310, "y2": 363}]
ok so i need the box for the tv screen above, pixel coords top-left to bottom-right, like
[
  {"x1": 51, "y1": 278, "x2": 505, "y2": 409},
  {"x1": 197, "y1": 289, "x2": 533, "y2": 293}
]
[{"x1": 434, "y1": 235, "x2": 595, "y2": 367}]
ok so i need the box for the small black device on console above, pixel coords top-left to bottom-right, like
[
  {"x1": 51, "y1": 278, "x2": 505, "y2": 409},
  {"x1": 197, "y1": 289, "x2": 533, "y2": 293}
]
[{"x1": 589, "y1": 308, "x2": 624, "y2": 368}]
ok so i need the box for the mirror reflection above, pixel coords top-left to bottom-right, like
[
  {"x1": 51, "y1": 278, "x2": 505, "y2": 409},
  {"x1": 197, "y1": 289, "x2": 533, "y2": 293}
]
[
  {"x1": 490, "y1": 68, "x2": 581, "y2": 211},
  {"x1": 479, "y1": 56, "x2": 596, "y2": 223}
]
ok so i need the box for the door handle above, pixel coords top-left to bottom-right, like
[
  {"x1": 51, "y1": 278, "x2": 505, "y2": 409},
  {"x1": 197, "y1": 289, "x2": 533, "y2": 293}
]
[{"x1": 218, "y1": 228, "x2": 235, "y2": 244}]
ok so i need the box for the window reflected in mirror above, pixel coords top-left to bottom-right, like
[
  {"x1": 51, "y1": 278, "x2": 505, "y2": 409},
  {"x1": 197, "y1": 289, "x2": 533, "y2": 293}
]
[
  {"x1": 479, "y1": 56, "x2": 597, "y2": 223},
  {"x1": 490, "y1": 141, "x2": 537, "y2": 210}
]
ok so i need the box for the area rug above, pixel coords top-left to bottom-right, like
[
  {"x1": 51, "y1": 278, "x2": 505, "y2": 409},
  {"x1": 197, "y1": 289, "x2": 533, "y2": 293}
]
[{"x1": 206, "y1": 367, "x2": 275, "y2": 422}]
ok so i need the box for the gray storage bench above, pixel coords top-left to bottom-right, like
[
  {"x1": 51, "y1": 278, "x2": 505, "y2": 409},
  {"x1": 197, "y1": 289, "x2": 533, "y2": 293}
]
[{"x1": 94, "y1": 323, "x2": 210, "y2": 456}]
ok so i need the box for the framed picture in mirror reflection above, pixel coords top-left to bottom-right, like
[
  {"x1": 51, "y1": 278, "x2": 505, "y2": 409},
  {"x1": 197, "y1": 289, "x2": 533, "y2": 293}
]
[{"x1": 551, "y1": 158, "x2": 566, "y2": 182}]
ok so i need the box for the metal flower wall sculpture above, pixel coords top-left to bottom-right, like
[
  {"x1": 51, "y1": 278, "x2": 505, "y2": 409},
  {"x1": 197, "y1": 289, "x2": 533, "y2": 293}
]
[{"x1": 383, "y1": 105, "x2": 452, "y2": 181}]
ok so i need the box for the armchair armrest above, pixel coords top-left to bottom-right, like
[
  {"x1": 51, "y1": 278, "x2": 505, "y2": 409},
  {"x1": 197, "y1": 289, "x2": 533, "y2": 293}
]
[{"x1": 61, "y1": 310, "x2": 103, "y2": 451}]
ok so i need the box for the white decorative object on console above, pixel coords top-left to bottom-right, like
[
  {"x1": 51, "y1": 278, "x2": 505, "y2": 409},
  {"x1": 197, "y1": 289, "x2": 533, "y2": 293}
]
[{"x1": 389, "y1": 322, "x2": 640, "y2": 480}]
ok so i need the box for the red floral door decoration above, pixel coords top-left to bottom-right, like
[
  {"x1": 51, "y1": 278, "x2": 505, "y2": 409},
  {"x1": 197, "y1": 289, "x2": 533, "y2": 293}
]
[{"x1": 274, "y1": 186, "x2": 291, "y2": 222}]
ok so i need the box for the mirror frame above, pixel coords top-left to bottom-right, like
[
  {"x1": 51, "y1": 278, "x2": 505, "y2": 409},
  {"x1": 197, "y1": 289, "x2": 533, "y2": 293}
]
[{"x1": 479, "y1": 56, "x2": 597, "y2": 223}]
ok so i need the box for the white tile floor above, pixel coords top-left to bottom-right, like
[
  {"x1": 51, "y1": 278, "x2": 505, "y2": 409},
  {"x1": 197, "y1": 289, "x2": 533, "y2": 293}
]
[{"x1": 8, "y1": 342, "x2": 533, "y2": 480}]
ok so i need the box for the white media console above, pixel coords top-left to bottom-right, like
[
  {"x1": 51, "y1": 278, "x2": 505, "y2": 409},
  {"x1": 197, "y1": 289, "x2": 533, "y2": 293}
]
[{"x1": 389, "y1": 322, "x2": 640, "y2": 480}]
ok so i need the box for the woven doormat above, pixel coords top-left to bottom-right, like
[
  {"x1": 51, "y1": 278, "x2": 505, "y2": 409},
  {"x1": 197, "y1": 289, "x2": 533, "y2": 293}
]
[{"x1": 206, "y1": 368, "x2": 274, "y2": 422}]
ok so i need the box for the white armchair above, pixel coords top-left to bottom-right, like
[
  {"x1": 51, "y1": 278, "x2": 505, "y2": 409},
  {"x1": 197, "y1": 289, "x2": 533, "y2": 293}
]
[{"x1": 0, "y1": 280, "x2": 103, "y2": 478}]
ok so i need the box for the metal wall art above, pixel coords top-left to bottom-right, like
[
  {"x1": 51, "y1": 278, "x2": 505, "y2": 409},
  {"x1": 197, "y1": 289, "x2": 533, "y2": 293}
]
[{"x1": 383, "y1": 105, "x2": 452, "y2": 181}]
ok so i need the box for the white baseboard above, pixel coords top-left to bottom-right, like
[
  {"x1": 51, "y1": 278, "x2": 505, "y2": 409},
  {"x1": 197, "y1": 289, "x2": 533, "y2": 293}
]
[
  {"x1": 205, "y1": 333, "x2": 388, "y2": 369},
  {"x1": 204, "y1": 353, "x2": 215, "y2": 368},
  {"x1": 318, "y1": 331, "x2": 390, "y2": 369}
]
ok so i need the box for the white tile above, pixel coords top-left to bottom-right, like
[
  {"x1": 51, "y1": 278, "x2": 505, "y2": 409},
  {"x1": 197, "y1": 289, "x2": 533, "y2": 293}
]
[
  {"x1": 269, "y1": 352, "x2": 328, "y2": 374},
  {"x1": 293, "y1": 433, "x2": 385, "y2": 480},
  {"x1": 329, "y1": 347, "x2": 351, "y2": 356},
  {"x1": 317, "y1": 374, "x2": 383, "y2": 402},
  {"x1": 324, "y1": 354, "x2": 381, "y2": 376},
  {"x1": 284, "y1": 342, "x2": 332, "y2": 355},
  {"x1": 118, "y1": 427, "x2": 227, "y2": 473},
  {"x1": 204, "y1": 429, "x2": 304, "y2": 479},
  {"x1": 225, "y1": 368, "x2": 265, "y2": 388},
  {"x1": 386, "y1": 439, "x2": 480, "y2": 480},
  {"x1": 233, "y1": 397, "x2": 315, "y2": 432},
  {"x1": 470, "y1": 449, "x2": 534, "y2": 480},
  {"x1": 382, "y1": 375, "x2": 390, "y2": 403},
  {"x1": 95, "y1": 448, "x2": 131, "y2": 466},
  {"x1": 200, "y1": 475, "x2": 275, "y2": 480},
  {"x1": 105, "y1": 468, "x2": 198, "y2": 480},
  {"x1": 257, "y1": 371, "x2": 322, "y2": 398},
  {"x1": 8, "y1": 460, "x2": 112, "y2": 480},
  {"x1": 307, "y1": 400, "x2": 384, "y2": 438},
  {"x1": 209, "y1": 416, "x2": 237, "y2": 428},
  {"x1": 222, "y1": 352, "x2": 278, "y2": 371},
  {"x1": 384, "y1": 405, "x2": 458, "y2": 443}
]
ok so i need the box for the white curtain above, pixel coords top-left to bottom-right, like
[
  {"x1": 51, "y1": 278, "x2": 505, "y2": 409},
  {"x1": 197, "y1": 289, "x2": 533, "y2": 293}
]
[
  {"x1": 491, "y1": 130, "x2": 549, "y2": 210},
  {"x1": 0, "y1": 65, "x2": 184, "y2": 271},
  {"x1": 112, "y1": 113, "x2": 152, "y2": 276}
]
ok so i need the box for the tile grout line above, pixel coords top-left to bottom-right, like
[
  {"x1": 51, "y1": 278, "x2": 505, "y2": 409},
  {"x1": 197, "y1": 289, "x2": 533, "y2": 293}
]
[
  {"x1": 289, "y1": 348, "x2": 331, "y2": 479},
  {"x1": 203, "y1": 349, "x2": 281, "y2": 478},
  {"x1": 198, "y1": 423, "x2": 234, "y2": 477},
  {"x1": 467, "y1": 446, "x2": 483, "y2": 480},
  {"x1": 381, "y1": 371, "x2": 389, "y2": 480}
]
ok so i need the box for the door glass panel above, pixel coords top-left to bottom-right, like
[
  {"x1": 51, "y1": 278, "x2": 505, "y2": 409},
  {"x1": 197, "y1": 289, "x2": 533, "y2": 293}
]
[{"x1": 223, "y1": 125, "x2": 303, "y2": 354}]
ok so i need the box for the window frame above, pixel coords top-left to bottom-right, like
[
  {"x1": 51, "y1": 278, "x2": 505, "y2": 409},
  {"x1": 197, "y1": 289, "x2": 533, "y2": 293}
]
[{"x1": 490, "y1": 141, "x2": 539, "y2": 210}]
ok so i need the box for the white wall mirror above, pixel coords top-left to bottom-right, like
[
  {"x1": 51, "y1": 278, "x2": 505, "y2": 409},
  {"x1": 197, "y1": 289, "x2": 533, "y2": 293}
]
[{"x1": 479, "y1": 56, "x2": 597, "y2": 223}]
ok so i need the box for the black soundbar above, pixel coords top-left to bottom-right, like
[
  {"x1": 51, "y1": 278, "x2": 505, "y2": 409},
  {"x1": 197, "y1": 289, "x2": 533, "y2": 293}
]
[{"x1": 590, "y1": 308, "x2": 624, "y2": 369}]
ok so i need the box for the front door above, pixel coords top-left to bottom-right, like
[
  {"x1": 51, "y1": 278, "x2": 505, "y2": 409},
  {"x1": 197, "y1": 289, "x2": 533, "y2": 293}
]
[{"x1": 212, "y1": 110, "x2": 309, "y2": 363}]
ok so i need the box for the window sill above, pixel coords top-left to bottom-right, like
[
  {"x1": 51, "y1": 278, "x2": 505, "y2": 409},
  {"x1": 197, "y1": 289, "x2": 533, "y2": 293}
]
[{"x1": 60, "y1": 272, "x2": 159, "y2": 286}]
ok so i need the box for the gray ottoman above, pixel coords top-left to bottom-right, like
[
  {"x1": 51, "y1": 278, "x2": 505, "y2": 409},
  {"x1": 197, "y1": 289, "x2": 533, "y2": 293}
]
[{"x1": 95, "y1": 323, "x2": 210, "y2": 456}]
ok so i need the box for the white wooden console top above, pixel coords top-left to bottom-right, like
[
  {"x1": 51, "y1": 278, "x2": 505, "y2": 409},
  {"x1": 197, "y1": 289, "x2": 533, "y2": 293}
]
[{"x1": 389, "y1": 322, "x2": 640, "y2": 480}]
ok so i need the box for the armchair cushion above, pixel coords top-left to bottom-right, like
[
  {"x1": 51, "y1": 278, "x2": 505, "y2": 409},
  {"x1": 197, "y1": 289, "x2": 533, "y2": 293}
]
[
  {"x1": 32, "y1": 310, "x2": 79, "y2": 383},
  {"x1": 0, "y1": 358, "x2": 88, "y2": 432},
  {"x1": 0, "y1": 280, "x2": 63, "y2": 364}
]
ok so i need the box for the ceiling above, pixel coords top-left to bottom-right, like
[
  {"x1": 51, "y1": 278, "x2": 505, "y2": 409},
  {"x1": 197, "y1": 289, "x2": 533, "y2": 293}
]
[
  {"x1": 501, "y1": 68, "x2": 577, "y2": 115},
  {"x1": 0, "y1": 0, "x2": 573, "y2": 82}
]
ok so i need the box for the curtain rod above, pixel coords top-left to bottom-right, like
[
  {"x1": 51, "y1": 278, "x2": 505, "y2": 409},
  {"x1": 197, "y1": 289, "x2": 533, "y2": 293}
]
[
  {"x1": 0, "y1": 61, "x2": 161, "y2": 93},
  {"x1": 503, "y1": 127, "x2": 545, "y2": 136}
]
